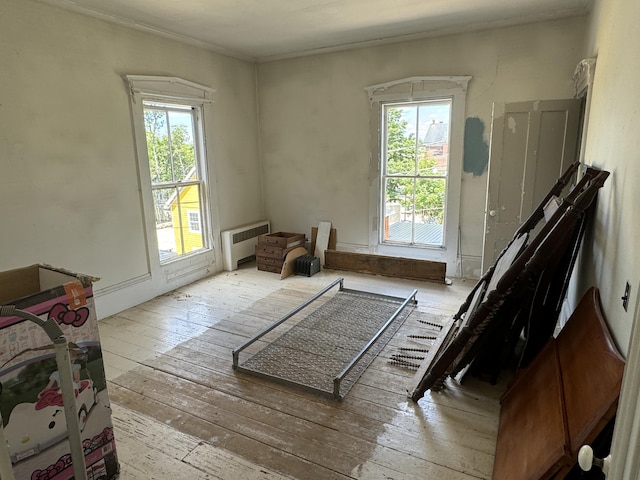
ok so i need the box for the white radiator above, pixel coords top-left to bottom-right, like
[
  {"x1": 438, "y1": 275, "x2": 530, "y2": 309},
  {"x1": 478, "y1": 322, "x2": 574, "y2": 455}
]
[{"x1": 221, "y1": 221, "x2": 270, "y2": 271}]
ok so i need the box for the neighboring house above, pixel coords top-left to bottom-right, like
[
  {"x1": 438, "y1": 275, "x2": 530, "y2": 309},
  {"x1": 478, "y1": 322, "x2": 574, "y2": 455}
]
[
  {"x1": 165, "y1": 167, "x2": 203, "y2": 255},
  {"x1": 423, "y1": 121, "x2": 449, "y2": 164}
]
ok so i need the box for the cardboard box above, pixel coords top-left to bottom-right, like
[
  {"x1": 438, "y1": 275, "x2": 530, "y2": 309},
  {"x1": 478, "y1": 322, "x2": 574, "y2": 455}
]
[{"x1": 0, "y1": 265, "x2": 119, "y2": 480}]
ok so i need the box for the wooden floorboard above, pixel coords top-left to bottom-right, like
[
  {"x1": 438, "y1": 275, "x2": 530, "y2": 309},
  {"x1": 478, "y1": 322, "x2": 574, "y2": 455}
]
[{"x1": 99, "y1": 265, "x2": 503, "y2": 479}]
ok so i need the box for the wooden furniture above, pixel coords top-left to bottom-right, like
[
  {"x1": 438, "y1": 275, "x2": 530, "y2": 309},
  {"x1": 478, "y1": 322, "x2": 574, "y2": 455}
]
[
  {"x1": 492, "y1": 287, "x2": 625, "y2": 480},
  {"x1": 409, "y1": 164, "x2": 610, "y2": 399},
  {"x1": 255, "y1": 232, "x2": 305, "y2": 273}
]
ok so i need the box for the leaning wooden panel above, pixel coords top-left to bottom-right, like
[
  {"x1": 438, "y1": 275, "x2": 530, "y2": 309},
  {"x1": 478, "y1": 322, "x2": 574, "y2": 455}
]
[
  {"x1": 409, "y1": 169, "x2": 610, "y2": 400},
  {"x1": 556, "y1": 287, "x2": 625, "y2": 456},
  {"x1": 324, "y1": 250, "x2": 446, "y2": 284},
  {"x1": 492, "y1": 341, "x2": 570, "y2": 480}
]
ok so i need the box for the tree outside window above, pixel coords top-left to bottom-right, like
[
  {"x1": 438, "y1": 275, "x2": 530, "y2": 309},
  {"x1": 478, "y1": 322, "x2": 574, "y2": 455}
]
[
  {"x1": 383, "y1": 100, "x2": 450, "y2": 246},
  {"x1": 143, "y1": 103, "x2": 206, "y2": 260}
]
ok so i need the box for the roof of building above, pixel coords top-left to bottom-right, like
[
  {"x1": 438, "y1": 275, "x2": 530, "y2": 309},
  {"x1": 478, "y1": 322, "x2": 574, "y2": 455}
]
[
  {"x1": 388, "y1": 221, "x2": 443, "y2": 245},
  {"x1": 423, "y1": 122, "x2": 449, "y2": 144}
]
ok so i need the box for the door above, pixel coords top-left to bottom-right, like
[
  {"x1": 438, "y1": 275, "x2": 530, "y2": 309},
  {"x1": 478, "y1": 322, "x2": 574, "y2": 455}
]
[{"x1": 481, "y1": 99, "x2": 582, "y2": 272}]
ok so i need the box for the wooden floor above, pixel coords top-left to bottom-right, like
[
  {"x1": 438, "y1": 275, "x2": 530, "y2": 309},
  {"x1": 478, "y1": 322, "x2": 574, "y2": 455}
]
[{"x1": 98, "y1": 264, "x2": 505, "y2": 479}]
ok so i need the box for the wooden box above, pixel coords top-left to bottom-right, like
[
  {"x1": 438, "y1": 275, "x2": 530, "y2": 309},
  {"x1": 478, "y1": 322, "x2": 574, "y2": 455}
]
[
  {"x1": 256, "y1": 232, "x2": 306, "y2": 274},
  {"x1": 256, "y1": 262, "x2": 282, "y2": 273},
  {"x1": 255, "y1": 244, "x2": 303, "y2": 260},
  {"x1": 256, "y1": 256, "x2": 285, "y2": 269},
  {"x1": 257, "y1": 232, "x2": 305, "y2": 249}
]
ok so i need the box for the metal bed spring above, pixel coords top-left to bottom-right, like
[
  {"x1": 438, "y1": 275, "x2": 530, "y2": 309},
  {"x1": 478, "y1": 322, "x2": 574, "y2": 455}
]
[{"x1": 232, "y1": 278, "x2": 418, "y2": 399}]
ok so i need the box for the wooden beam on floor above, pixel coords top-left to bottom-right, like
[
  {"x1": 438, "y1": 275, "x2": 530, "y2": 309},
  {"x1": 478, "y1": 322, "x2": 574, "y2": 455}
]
[{"x1": 324, "y1": 250, "x2": 447, "y2": 284}]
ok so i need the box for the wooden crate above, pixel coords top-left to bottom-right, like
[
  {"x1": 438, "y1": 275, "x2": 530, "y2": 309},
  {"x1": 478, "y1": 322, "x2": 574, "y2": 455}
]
[
  {"x1": 257, "y1": 232, "x2": 305, "y2": 249},
  {"x1": 255, "y1": 243, "x2": 304, "y2": 260},
  {"x1": 256, "y1": 256, "x2": 285, "y2": 269},
  {"x1": 256, "y1": 232, "x2": 306, "y2": 274},
  {"x1": 256, "y1": 262, "x2": 282, "y2": 273}
]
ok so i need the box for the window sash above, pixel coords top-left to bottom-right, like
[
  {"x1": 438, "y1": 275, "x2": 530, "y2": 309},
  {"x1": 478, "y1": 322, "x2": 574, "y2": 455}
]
[{"x1": 381, "y1": 100, "x2": 452, "y2": 247}]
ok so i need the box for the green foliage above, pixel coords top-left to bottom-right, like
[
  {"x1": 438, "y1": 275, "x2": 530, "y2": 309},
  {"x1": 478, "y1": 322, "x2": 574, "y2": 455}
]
[
  {"x1": 145, "y1": 108, "x2": 197, "y2": 224},
  {"x1": 385, "y1": 107, "x2": 446, "y2": 225},
  {"x1": 144, "y1": 109, "x2": 196, "y2": 184}
]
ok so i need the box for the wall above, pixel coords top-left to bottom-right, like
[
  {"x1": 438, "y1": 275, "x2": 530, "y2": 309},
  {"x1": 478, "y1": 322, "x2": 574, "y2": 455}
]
[
  {"x1": 575, "y1": 0, "x2": 640, "y2": 357},
  {"x1": 257, "y1": 17, "x2": 586, "y2": 278},
  {"x1": 0, "y1": 0, "x2": 262, "y2": 316}
]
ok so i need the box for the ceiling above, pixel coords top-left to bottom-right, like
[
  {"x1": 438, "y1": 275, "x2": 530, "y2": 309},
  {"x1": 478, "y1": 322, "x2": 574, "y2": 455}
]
[{"x1": 39, "y1": 0, "x2": 592, "y2": 62}]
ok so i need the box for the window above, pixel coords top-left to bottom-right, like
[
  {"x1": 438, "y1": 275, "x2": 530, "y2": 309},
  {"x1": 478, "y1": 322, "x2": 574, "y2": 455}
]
[
  {"x1": 143, "y1": 101, "x2": 206, "y2": 261},
  {"x1": 382, "y1": 100, "x2": 451, "y2": 246},
  {"x1": 188, "y1": 210, "x2": 201, "y2": 233},
  {"x1": 366, "y1": 77, "x2": 470, "y2": 274},
  {"x1": 125, "y1": 75, "x2": 217, "y2": 285}
]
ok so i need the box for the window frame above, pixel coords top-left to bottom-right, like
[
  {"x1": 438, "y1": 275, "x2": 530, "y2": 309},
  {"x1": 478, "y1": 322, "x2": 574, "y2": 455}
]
[
  {"x1": 381, "y1": 98, "x2": 452, "y2": 248},
  {"x1": 125, "y1": 75, "x2": 218, "y2": 291},
  {"x1": 366, "y1": 76, "x2": 470, "y2": 275},
  {"x1": 187, "y1": 210, "x2": 202, "y2": 233},
  {"x1": 143, "y1": 101, "x2": 207, "y2": 261}
]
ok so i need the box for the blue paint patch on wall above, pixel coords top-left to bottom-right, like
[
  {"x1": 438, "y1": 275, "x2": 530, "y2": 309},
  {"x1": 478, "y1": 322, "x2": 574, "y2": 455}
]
[{"x1": 463, "y1": 117, "x2": 489, "y2": 176}]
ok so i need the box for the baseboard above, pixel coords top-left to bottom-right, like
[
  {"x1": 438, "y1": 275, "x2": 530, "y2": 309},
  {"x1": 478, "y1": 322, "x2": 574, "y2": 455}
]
[{"x1": 93, "y1": 273, "x2": 154, "y2": 319}]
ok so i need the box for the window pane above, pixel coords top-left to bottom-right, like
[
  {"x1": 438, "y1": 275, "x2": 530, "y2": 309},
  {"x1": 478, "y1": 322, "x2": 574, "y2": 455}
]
[
  {"x1": 414, "y1": 178, "x2": 446, "y2": 246},
  {"x1": 154, "y1": 184, "x2": 205, "y2": 262},
  {"x1": 154, "y1": 187, "x2": 178, "y2": 262},
  {"x1": 173, "y1": 184, "x2": 204, "y2": 257},
  {"x1": 384, "y1": 177, "x2": 412, "y2": 242},
  {"x1": 145, "y1": 109, "x2": 170, "y2": 184},
  {"x1": 382, "y1": 99, "x2": 450, "y2": 247},
  {"x1": 167, "y1": 110, "x2": 197, "y2": 182},
  {"x1": 385, "y1": 106, "x2": 416, "y2": 176},
  {"x1": 144, "y1": 107, "x2": 197, "y2": 184},
  {"x1": 417, "y1": 102, "x2": 450, "y2": 176}
]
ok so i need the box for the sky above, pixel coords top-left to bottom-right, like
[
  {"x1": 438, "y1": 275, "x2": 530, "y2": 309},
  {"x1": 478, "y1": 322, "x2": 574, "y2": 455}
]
[{"x1": 399, "y1": 99, "x2": 451, "y2": 139}]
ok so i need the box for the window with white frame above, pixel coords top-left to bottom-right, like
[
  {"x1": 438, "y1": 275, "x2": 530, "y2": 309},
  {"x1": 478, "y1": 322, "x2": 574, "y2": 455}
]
[
  {"x1": 382, "y1": 99, "x2": 452, "y2": 246},
  {"x1": 144, "y1": 101, "x2": 207, "y2": 260},
  {"x1": 126, "y1": 75, "x2": 215, "y2": 266},
  {"x1": 188, "y1": 210, "x2": 201, "y2": 233},
  {"x1": 366, "y1": 77, "x2": 470, "y2": 273}
]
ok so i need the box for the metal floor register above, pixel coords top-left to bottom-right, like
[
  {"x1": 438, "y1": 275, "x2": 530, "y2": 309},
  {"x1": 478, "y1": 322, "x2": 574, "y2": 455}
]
[{"x1": 232, "y1": 278, "x2": 417, "y2": 399}]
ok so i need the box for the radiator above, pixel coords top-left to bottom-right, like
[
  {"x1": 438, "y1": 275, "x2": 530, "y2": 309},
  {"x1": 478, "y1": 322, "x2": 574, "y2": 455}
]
[
  {"x1": 221, "y1": 221, "x2": 270, "y2": 271},
  {"x1": 294, "y1": 255, "x2": 320, "y2": 277}
]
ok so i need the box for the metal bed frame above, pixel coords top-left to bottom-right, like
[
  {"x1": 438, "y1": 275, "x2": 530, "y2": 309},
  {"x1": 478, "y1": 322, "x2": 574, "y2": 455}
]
[{"x1": 232, "y1": 278, "x2": 417, "y2": 399}]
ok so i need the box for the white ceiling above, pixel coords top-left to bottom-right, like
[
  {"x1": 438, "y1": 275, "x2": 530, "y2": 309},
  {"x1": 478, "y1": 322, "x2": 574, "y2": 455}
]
[{"x1": 39, "y1": 0, "x2": 592, "y2": 61}]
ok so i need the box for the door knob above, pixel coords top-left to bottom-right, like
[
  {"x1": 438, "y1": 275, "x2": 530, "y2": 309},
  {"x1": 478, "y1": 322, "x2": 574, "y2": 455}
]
[
  {"x1": 489, "y1": 210, "x2": 497, "y2": 217},
  {"x1": 578, "y1": 445, "x2": 611, "y2": 476}
]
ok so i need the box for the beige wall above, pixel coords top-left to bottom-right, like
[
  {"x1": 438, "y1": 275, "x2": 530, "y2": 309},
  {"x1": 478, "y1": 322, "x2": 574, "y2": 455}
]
[
  {"x1": 4, "y1": 0, "x2": 627, "y2": 338},
  {"x1": 257, "y1": 17, "x2": 586, "y2": 277},
  {"x1": 576, "y1": 0, "x2": 640, "y2": 356},
  {"x1": 0, "y1": 0, "x2": 261, "y2": 309}
]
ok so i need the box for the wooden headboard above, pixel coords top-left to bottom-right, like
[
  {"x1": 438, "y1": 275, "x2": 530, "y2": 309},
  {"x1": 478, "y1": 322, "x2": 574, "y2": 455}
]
[
  {"x1": 556, "y1": 287, "x2": 625, "y2": 455},
  {"x1": 493, "y1": 287, "x2": 625, "y2": 480}
]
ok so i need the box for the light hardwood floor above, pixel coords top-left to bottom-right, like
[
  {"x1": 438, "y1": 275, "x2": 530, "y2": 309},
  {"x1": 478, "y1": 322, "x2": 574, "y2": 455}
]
[{"x1": 98, "y1": 264, "x2": 505, "y2": 479}]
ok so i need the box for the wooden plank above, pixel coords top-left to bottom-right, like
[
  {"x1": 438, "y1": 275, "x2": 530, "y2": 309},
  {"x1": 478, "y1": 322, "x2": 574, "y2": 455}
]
[
  {"x1": 183, "y1": 443, "x2": 293, "y2": 479},
  {"x1": 324, "y1": 250, "x2": 446, "y2": 283},
  {"x1": 280, "y1": 246, "x2": 308, "y2": 279},
  {"x1": 310, "y1": 227, "x2": 337, "y2": 254},
  {"x1": 112, "y1": 367, "x2": 494, "y2": 478},
  {"x1": 108, "y1": 383, "x2": 351, "y2": 480},
  {"x1": 111, "y1": 403, "x2": 291, "y2": 480},
  {"x1": 314, "y1": 221, "x2": 332, "y2": 266}
]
